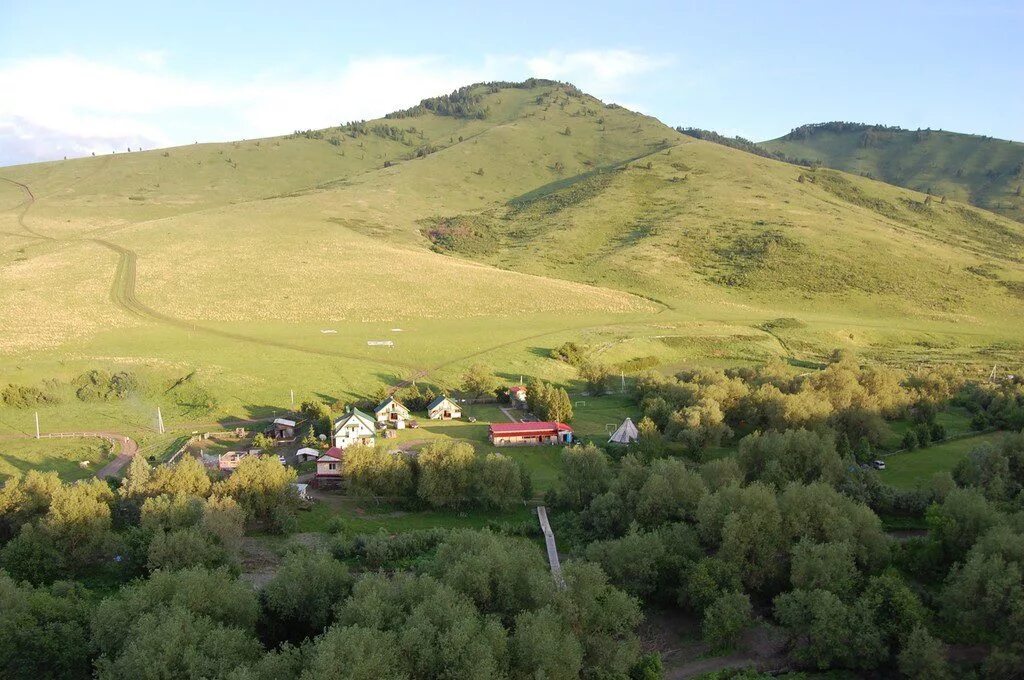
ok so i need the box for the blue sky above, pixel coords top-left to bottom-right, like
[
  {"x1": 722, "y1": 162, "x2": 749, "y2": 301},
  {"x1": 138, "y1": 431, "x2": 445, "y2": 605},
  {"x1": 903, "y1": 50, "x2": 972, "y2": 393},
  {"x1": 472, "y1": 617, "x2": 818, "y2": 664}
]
[{"x1": 1, "y1": 0, "x2": 1021, "y2": 165}]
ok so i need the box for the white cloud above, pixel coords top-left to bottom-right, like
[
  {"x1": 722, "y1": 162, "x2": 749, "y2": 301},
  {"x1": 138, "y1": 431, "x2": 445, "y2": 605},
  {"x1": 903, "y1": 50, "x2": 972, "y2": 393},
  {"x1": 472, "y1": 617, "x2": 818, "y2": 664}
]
[
  {"x1": 0, "y1": 49, "x2": 670, "y2": 166},
  {"x1": 524, "y1": 50, "x2": 671, "y2": 94},
  {"x1": 136, "y1": 50, "x2": 168, "y2": 68}
]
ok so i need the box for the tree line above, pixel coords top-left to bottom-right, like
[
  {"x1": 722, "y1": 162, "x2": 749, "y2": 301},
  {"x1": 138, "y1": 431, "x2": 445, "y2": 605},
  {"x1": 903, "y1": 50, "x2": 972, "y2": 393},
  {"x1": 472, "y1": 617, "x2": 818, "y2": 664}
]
[
  {"x1": 537, "y1": 421, "x2": 1024, "y2": 675},
  {"x1": 0, "y1": 507, "x2": 655, "y2": 678},
  {"x1": 339, "y1": 440, "x2": 532, "y2": 510}
]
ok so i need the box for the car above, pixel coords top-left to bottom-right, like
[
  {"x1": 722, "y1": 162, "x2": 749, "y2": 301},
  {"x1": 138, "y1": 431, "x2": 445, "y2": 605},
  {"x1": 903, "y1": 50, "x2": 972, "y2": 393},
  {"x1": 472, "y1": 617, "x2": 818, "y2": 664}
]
[
  {"x1": 407, "y1": 420, "x2": 419, "y2": 429},
  {"x1": 871, "y1": 459, "x2": 886, "y2": 470},
  {"x1": 467, "y1": 416, "x2": 477, "y2": 423},
  {"x1": 277, "y1": 455, "x2": 287, "y2": 465}
]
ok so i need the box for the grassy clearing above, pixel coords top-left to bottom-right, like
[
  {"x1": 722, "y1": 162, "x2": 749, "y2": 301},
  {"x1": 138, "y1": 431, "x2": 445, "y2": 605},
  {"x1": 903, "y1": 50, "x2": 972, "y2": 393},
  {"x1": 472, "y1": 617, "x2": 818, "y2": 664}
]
[
  {"x1": 0, "y1": 437, "x2": 114, "y2": 481},
  {"x1": 879, "y1": 431, "x2": 1005, "y2": 489},
  {"x1": 882, "y1": 407, "x2": 974, "y2": 448},
  {"x1": 570, "y1": 393, "x2": 641, "y2": 442}
]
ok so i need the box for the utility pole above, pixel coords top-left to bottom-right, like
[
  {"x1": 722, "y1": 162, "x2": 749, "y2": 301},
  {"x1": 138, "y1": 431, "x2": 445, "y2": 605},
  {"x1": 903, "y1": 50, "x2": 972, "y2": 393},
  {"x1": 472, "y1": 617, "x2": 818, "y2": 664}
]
[
  {"x1": 290, "y1": 389, "x2": 295, "y2": 407},
  {"x1": 621, "y1": 372, "x2": 625, "y2": 394},
  {"x1": 35, "y1": 412, "x2": 40, "y2": 439},
  {"x1": 157, "y1": 407, "x2": 165, "y2": 435}
]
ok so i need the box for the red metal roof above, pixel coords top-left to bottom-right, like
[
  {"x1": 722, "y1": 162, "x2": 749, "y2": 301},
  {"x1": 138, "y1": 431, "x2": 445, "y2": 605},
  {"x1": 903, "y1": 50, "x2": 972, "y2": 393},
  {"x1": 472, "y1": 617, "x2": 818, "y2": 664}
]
[
  {"x1": 317, "y1": 447, "x2": 344, "y2": 462},
  {"x1": 489, "y1": 421, "x2": 573, "y2": 436}
]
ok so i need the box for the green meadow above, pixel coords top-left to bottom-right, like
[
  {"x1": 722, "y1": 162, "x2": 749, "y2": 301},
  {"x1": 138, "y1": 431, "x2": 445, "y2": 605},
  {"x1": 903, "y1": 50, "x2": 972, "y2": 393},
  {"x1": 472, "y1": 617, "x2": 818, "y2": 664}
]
[
  {"x1": 0, "y1": 437, "x2": 113, "y2": 481},
  {"x1": 879, "y1": 430, "x2": 1006, "y2": 489}
]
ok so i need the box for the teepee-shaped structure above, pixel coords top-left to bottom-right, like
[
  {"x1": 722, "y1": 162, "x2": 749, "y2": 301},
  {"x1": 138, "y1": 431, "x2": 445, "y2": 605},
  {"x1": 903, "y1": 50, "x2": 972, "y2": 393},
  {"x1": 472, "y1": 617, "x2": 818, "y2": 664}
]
[{"x1": 608, "y1": 417, "x2": 639, "y2": 445}]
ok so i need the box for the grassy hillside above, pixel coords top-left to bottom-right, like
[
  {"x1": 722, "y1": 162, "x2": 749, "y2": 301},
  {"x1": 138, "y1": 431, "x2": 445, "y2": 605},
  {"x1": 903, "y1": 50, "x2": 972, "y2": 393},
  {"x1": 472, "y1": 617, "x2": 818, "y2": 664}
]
[
  {"x1": 761, "y1": 122, "x2": 1024, "y2": 223},
  {"x1": 1, "y1": 81, "x2": 1022, "y2": 436}
]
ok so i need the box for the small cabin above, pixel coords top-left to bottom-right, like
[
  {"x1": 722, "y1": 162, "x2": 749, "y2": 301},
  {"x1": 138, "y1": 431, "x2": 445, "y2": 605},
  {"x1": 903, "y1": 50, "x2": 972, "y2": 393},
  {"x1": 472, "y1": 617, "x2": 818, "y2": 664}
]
[
  {"x1": 489, "y1": 422, "x2": 573, "y2": 447},
  {"x1": 427, "y1": 395, "x2": 462, "y2": 420},
  {"x1": 271, "y1": 418, "x2": 296, "y2": 439},
  {"x1": 315, "y1": 447, "x2": 344, "y2": 485},
  {"x1": 333, "y1": 408, "x2": 376, "y2": 449},
  {"x1": 374, "y1": 397, "x2": 411, "y2": 427}
]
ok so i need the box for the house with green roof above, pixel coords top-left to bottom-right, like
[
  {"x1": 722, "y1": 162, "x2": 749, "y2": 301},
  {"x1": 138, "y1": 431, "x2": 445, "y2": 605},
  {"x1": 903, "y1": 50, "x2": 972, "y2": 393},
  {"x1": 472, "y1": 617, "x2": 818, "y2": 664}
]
[
  {"x1": 333, "y1": 408, "x2": 376, "y2": 449},
  {"x1": 427, "y1": 395, "x2": 462, "y2": 420},
  {"x1": 374, "y1": 396, "x2": 411, "y2": 427}
]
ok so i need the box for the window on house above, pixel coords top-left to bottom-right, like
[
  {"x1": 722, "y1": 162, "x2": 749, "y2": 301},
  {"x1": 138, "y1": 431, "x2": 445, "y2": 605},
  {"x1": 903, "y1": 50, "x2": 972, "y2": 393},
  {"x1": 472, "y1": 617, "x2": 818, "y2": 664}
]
[{"x1": 328, "y1": 462, "x2": 337, "y2": 470}]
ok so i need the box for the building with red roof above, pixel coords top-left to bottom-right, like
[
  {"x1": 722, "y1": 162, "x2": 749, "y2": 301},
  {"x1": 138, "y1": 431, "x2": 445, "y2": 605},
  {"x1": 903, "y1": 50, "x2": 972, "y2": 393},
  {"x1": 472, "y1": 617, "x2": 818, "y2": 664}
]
[
  {"x1": 489, "y1": 421, "x2": 573, "y2": 447},
  {"x1": 314, "y1": 447, "x2": 345, "y2": 486},
  {"x1": 508, "y1": 385, "x2": 528, "y2": 406}
]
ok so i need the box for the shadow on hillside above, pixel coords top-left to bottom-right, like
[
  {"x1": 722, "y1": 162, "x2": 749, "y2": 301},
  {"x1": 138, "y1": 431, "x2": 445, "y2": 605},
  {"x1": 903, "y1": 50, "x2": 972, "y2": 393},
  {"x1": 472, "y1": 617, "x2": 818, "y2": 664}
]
[
  {"x1": 0, "y1": 453, "x2": 38, "y2": 476},
  {"x1": 527, "y1": 346, "x2": 553, "y2": 359},
  {"x1": 496, "y1": 371, "x2": 533, "y2": 385},
  {"x1": 213, "y1": 404, "x2": 294, "y2": 429}
]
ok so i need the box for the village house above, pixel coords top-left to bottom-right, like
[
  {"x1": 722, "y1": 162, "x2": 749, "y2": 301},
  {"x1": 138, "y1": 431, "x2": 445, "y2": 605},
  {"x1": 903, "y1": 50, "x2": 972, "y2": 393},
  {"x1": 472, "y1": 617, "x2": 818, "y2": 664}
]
[
  {"x1": 489, "y1": 421, "x2": 573, "y2": 447},
  {"x1": 315, "y1": 447, "x2": 344, "y2": 486},
  {"x1": 270, "y1": 418, "x2": 296, "y2": 439},
  {"x1": 374, "y1": 396, "x2": 411, "y2": 428},
  {"x1": 508, "y1": 385, "x2": 528, "y2": 407},
  {"x1": 333, "y1": 408, "x2": 376, "y2": 449},
  {"x1": 427, "y1": 395, "x2": 462, "y2": 420}
]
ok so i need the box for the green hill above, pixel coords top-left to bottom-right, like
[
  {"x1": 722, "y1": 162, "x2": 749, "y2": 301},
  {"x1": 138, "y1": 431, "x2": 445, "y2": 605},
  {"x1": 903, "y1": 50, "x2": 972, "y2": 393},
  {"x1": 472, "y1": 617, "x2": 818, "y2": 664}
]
[
  {"x1": 1, "y1": 81, "x2": 1023, "y2": 434},
  {"x1": 761, "y1": 122, "x2": 1024, "y2": 223}
]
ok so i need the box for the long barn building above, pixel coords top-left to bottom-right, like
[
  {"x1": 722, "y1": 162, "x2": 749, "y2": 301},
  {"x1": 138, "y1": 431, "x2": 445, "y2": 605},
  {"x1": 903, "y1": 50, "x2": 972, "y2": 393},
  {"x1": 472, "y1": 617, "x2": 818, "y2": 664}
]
[{"x1": 489, "y1": 421, "x2": 574, "y2": 447}]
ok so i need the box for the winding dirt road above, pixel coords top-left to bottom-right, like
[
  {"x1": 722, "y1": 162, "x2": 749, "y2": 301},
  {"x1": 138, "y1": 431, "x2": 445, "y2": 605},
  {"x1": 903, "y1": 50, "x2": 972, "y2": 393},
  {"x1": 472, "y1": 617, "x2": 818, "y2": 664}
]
[
  {"x1": 0, "y1": 177, "x2": 52, "y2": 241},
  {"x1": 92, "y1": 433, "x2": 140, "y2": 477}
]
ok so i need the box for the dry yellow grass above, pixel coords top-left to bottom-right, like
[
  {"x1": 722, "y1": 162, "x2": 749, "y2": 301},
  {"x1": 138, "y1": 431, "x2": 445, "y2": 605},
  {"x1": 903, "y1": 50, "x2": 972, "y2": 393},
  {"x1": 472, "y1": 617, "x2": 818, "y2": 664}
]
[
  {"x1": 118, "y1": 206, "x2": 653, "y2": 322},
  {"x1": 0, "y1": 241, "x2": 138, "y2": 353}
]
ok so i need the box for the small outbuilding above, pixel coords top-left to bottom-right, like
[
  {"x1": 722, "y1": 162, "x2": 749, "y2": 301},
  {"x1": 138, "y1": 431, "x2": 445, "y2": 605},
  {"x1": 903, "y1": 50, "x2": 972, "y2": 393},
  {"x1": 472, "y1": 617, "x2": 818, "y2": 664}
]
[
  {"x1": 608, "y1": 417, "x2": 640, "y2": 445},
  {"x1": 295, "y1": 447, "x2": 320, "y2": 463},
  {"x1": 271, "y1": 418, "x2": 297, "y2": 439},
  {"x1": 374, "y1": 397, "x2": 411, "y2": 426},
  {"x1": 427, "y1": 395, "x2": 462, "y2": 420}
]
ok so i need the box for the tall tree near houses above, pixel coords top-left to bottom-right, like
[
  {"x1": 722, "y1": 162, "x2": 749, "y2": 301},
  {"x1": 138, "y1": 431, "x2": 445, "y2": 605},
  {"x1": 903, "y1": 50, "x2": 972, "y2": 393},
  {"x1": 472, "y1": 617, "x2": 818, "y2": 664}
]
[
  {"x1": 120, "y1": 455, "x2": 152, "y2": 498},
  {"x1": 461, "y1": 363, "x2": 497, "y2": 401}
]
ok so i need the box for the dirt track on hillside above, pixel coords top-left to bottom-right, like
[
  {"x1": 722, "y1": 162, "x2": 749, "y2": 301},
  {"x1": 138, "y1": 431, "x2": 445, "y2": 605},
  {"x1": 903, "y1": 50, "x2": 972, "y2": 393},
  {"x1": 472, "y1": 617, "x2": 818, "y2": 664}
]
[{"x1": 1, "y1": 175, "x2": 666, "y2": 392}]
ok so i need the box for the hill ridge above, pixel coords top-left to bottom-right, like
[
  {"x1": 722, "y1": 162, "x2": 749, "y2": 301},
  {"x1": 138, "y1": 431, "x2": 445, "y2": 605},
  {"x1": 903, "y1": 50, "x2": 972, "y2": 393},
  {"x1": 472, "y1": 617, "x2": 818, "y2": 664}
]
[{"x1": 761, "y1": 123, "x2": 1024, "y2": 223}]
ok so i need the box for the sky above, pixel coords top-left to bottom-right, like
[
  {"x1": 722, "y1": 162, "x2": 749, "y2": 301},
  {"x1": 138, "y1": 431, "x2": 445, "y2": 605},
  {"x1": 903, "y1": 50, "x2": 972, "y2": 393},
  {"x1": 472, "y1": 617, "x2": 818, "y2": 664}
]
[{"x1": 1, "y1": 0, "x2": 1022, "y2": 166}]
